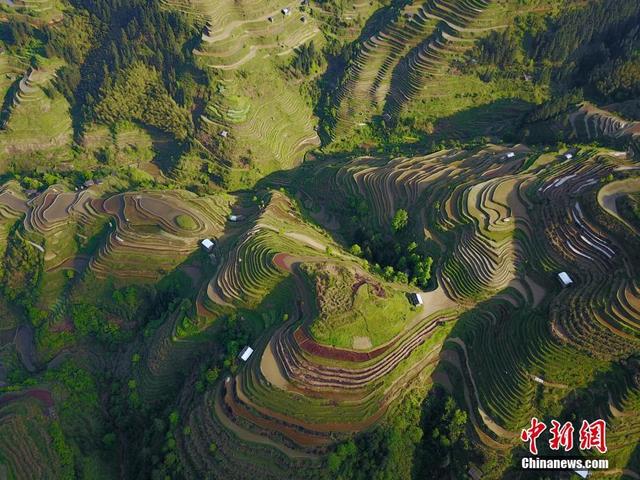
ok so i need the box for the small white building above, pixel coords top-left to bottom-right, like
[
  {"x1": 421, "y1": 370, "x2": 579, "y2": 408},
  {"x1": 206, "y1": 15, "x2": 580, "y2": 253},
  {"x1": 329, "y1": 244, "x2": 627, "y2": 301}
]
[
  {"x1": 564, "y1": 152, "x2": 573, "y2": 160},
  {"x1": 229, "y1": 214, "x2": 244, "y2": 222},
  {"x1": 408, "y1": 292, "x2": 423, "y2": 306},
  {"x1": 558, "y1": 271, "x2": 574, "y2": 288},
  {"x1": 220, "y1": 130, "x2": 229, "y2": 138},
  {"x1": 238, "y1": 346, "x2": 254, "y2": 362},
  {"x1": 506, "y1": 152, "x2": 515, "y2": 158},
  {"x1": 281, "y1": 7, "x2": 291, "y2": 15},
  {"x1": 200, "y1": 238, "x2": 215, "y2": 252}
]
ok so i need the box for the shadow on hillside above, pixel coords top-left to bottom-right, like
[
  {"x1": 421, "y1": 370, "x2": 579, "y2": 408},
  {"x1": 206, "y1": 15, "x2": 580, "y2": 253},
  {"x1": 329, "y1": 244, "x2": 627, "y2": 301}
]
[
  {"x1": 625, "y1": 443, "x2": 640, "y2": 476},
  {"x1": 318, "y1": 96, "x2": 536, "y2": 160},
  {"x1": 147, "y1": 125, "x2": 188, "y2": 175},
  {"x1": 315, "y1": 0, "x2": 414, "y2": 143},
  {"x1": 411, "y1": 292, "x2": 516, "y2": 479},
  {"x1": 429, "y1": 98, "x2": 533, "y2": 143},
  {"x1": 415, "y1": 273, "x2": 572, "y2": 478}
]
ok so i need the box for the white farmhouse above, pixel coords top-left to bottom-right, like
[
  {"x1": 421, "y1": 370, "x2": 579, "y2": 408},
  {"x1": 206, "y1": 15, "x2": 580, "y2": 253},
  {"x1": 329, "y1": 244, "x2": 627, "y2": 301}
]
[
  {"x1": 408, "y1": 292, "x2": 423, "y2": 306},
  {"x1": 200, "y1": 238, "x2": 215, "y2": 253},
  {"x1": 557, "y1": 271, "x2": 574, "y2": 288},
  {"x1": 238, "y1": 346, "x2": 254, "y2": 362}
]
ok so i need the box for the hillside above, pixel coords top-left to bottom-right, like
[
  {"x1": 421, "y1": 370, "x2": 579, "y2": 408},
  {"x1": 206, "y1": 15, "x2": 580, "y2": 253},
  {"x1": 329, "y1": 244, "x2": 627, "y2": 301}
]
[{"x1": 0, "y1": 0, "x2": 639, "y2": 479}]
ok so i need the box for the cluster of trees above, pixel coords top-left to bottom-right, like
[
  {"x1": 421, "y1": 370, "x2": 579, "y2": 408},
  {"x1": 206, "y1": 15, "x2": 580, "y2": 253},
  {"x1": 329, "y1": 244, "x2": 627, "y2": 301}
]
[
  {"x1": 1, "y1": 225, "x2": 43, "y2": 309},
  {"x1": 0, "y1": 18, "x2": 44, "y2": 51},
  {"x1": 348, "y1": 205, "x2": 434, "y2": 289},
  {"x1": 217, "y1": 314, "x2": 251, "y2": 373},
  {"x1": 48, "y1": 421, "x2": 75, "y2": 480},
  {"x1": 151, "y1": 410, "x2": 184, "y2": 479},
  {"x1": 69, "y1": 278, "x2": 179, "y2": 345},
  {"x1": 94, "y1": 63, "x2": 192, "y2": 140},
  {"x1": 327, "y1": 429, "x2": 391, "y2": 479},
  {"x1": 70, "y1": 303, "x2": 121, "y2": 342},
  {"x1": 34, "y1": 0, "x2": 208, "y2": 140},
  {"x1": 40, "y1": 360, "x2": 105, "y2": 479},
  {"x1": 474, "y1": 29, "x2": 521, "y2": 69},
  {"x1": 290, "y1": 41, "x2": 323, "y2": 76},
  {"x1": 101, "y1": 372, "x2": 179, "y2": 479},
  {"x1": 327, "y1": 384, "x2": 476, "y2": 479},
  {"x1": 535, "y1": 0, "x2": 640, "y2": 103},
  {"x1": 523, "y1": 88, "x2": 584, "y2": 124},
  {"x1": 190, "y1": 313, "x2": 252, "y2": 393},
  {"x1": 46, "y1": 12, "x2": 95, "y2": 65},
  {"x1": 591, "y1": 58, "x2": 640, "y2": 100},
  {"x1": 470, "y1": 0, "x2": 640, "y2": 106},
  {"x1": 413, "y1": 386, "x2": 477, "y2": 478}
]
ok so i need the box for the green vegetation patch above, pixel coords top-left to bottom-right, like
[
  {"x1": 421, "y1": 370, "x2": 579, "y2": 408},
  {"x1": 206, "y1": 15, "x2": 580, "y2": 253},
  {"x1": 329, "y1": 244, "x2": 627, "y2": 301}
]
[
  {"x1": 174, "y1": 214, "x2": 197, "y2": 231},
  {"x1": 304, "y1": 262, "x2": 413, "y2": 349}
]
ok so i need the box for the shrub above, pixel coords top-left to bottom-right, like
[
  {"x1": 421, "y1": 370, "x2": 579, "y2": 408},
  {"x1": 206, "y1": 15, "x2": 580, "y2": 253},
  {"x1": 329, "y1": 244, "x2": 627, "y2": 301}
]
[{"x1": 391, "y1": 209, "x2": 408, "y2": 232}]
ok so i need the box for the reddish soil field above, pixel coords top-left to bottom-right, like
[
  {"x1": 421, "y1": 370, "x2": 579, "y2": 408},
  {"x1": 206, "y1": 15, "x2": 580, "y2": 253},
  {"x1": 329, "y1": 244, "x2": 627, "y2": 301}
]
[
  {"x1": 223, "y1": 380, "x2": 328, "y2": 448},
  {"x1": 0, "y1": 388, "x2": 54, "y2": 409},
  {"x1": 90, "y1": 198, "x2": 106, "y2": 214},
  {"x1": 272, "y1": 253, "x2": 294, "y2": 272},
  {"x1": 294, "y1": 328, "x2": 394, "y2": 362}
]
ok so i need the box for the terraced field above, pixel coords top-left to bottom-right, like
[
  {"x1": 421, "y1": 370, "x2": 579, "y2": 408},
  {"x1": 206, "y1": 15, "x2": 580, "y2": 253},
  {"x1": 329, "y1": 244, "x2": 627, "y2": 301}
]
[
  {"x1": 161, "y1": 0, "x2": 321, "y2": 180},
  {"x1": 0, "y1": 186, "x2": 233, "y2": 284},
  {"x1": 0, "y1": 146, "x2": 635, "y2": 479},
  {"x1": 331, "y1": 0, "x2": 494, "y2": 130},
  {"x1": 0, "y1": 59, "x2": 72, "y2": 163},
  {"x1": 2, "y1": 138, "x2": 637, "y2": 478},
  {"x1": 324, "y1": 0, "x2": 558, "y2": 141},
  {"x1": 169, "y1": 187, "x2": 455, "y2": 476},
  {"x1": 1, "y1": 0, "x2": 640, "y2": 477},
  {"x1": 1, "y1": 0, "x2": 64, "y2": 22},
  {"x1": 101, "y1": 142, "x2": 622, "y2": 477},
  {"x1": 0, "y1": 393, "x2": 64, "y2": 479},
  {"x1": 283, "y1": 145, "x2": 640, "y2": 470},
  {"x1": 568, "y1": 103, "x2": 640, "y2": 156}
]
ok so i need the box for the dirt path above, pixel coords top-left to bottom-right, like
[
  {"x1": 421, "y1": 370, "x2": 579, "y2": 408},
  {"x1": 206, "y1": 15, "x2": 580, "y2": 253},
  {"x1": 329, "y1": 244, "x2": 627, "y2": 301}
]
[
  {"x1": 524, "y1": 274, "x2": 546, "y2": 307},
  {"x1": 284, "y1": 232, "x2": 326, "y2": 252},
  {"x1": 25, "y1": 240, "x2": 44, "y2": 253}
]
